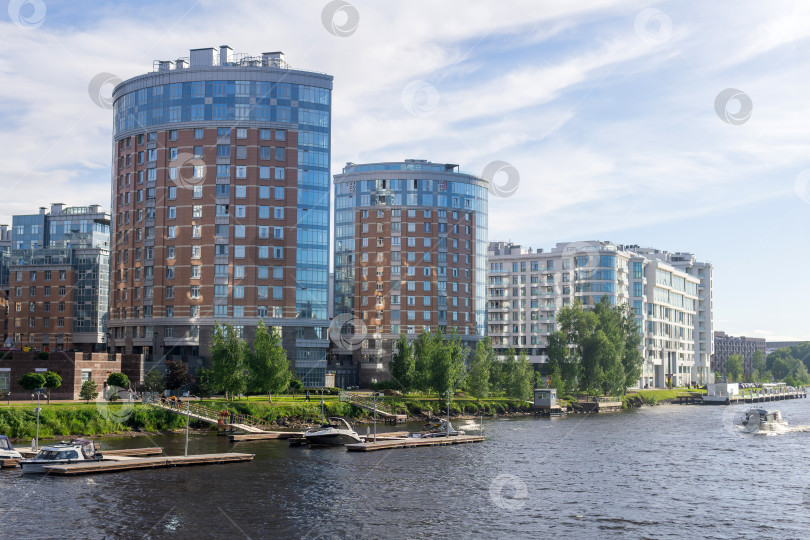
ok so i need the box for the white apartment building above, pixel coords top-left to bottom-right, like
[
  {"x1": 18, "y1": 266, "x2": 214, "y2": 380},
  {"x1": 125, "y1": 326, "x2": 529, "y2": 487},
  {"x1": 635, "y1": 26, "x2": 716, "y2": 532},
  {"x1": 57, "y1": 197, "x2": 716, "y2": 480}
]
[{"x1": 487, "y1": 240, "x2": 712, "y2": 388}]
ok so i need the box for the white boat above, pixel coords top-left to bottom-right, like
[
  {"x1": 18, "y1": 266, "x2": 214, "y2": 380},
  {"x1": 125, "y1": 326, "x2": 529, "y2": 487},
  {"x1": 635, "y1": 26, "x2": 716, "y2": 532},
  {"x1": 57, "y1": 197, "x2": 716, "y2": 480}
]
[
  {"x1": 0, "y1": 435, "x2": 22, "y2": 461},
  {"x1": 20, "y1": 439, "x2": 100, "y2": 474},
  {"x1": 304, "y1": 417, "x2": 362, "y2": 446},
  {"x1": 408, "y1": 419, "x2": 465, "y2": 438},
  {"x1": 737, "y1": 409, "x2": 789, "y2": 434}
]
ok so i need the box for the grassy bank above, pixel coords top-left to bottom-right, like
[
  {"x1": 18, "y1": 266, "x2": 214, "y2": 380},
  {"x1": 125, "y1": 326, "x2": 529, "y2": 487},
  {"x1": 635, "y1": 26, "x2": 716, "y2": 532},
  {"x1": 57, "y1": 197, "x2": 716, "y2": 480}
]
[
  {"x1": 0, "y1": 394, "x2": 534, "y2": 440},
  {"x1": 622, "y1": 388, "x2": 706, "y2": 408},
  {"x1": 0, "y1": 404, "x2": 197, "y2": 441}
]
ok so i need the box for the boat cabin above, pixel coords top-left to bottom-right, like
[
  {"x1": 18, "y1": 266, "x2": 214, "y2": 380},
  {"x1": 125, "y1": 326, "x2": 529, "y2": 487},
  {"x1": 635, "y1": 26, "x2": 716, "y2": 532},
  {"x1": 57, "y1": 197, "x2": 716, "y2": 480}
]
[{"x1": 533, "y1": 388, "x2": 557, "y2": 408}]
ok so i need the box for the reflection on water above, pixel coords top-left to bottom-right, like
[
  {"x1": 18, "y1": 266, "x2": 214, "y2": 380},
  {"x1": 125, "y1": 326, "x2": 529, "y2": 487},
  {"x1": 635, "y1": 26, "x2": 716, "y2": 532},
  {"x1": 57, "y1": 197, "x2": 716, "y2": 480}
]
[{"x1": 2, "y1": 401, "x2": 810, "y2": 539}]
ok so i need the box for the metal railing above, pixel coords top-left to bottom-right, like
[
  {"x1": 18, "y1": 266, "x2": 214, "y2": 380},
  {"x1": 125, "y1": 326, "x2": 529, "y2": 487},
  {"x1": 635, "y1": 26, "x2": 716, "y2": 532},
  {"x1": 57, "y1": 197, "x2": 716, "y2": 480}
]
[{"x1": 147, "y1": 396, "x2": 272, "y2": 432}]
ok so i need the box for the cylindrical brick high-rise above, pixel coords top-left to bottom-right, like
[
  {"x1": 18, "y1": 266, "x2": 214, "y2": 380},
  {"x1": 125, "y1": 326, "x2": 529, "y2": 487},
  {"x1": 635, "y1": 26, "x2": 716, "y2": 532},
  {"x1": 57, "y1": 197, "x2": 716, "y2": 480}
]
[{"x1": 109, "y1": 47, "x2": 332, "y2": 386}]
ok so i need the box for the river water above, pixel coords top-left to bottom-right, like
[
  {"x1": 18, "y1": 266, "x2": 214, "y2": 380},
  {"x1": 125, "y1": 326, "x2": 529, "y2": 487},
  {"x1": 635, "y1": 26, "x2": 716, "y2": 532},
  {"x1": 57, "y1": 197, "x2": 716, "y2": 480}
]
[{"x1": 2, "y1": 400, "x2": 810, "y2": 539}]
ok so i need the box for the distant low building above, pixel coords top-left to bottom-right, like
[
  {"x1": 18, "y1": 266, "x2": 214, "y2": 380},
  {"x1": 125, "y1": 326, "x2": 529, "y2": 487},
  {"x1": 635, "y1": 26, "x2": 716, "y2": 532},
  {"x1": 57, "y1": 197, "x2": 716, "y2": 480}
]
[
  {"x1": 765, "y1": 340, "x2": 808, "y2": 355},
  {"x1": 713, "y1": 331, "x2": 766, "y2": 376}
]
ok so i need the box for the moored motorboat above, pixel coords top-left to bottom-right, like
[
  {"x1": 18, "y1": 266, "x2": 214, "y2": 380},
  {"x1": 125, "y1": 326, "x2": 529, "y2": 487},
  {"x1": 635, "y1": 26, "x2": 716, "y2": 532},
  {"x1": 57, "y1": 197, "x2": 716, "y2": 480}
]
[
  {"x1": 0, "y1": 435, "x2": 22, "y2": 461},
  {"x1": 20, "y1": 439, "x2": 100, "y2": 474},
  {"x1": 304, "y1": 417, "x2": 363, "y2": 446},
  {"x1": 408, "y1": 419, "x2": 465, "y2": 438}
]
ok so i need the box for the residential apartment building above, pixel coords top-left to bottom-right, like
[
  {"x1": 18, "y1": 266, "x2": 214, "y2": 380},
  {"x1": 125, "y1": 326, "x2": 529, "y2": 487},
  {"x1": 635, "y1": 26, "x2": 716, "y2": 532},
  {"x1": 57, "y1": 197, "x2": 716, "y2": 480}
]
[
  {"x1": 333, "y1": 160, "x2": 488, "y2": 386},
  {"x1": 713, "y1": 331, "x2": 766, "y2": 376},
  {"x1": 0, "y1": 224, "x2": 10, "y2": 344},
  {"x1": 487, "y1": 240, "x2": 711, "y2": 388},
  {"x1": 109, "y1": 46, "x2": 332, "y2": 386},
  {"x1": 6, "y1": 204, "x2": 110, "y2": 352}
]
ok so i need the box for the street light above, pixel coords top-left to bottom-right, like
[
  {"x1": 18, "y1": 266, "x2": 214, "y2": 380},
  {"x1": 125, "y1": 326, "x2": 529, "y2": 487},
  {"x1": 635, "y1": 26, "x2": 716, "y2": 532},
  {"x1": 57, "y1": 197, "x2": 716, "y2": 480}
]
[
  {"x1": 32, "y1": 389, "x2": 47, "y2": 449},
  {"x1": 319, "y1": 389, "x2": 325, "y2": 423},
  {"x1": 183, "y1": 392, "x2": 198, "y2": 457},
  {"x1": 444, "y1": 390, "x2": 451, "y2": 437},
  {"x1": 372, "y1": 391, "x2": 379, "y2": 443}
]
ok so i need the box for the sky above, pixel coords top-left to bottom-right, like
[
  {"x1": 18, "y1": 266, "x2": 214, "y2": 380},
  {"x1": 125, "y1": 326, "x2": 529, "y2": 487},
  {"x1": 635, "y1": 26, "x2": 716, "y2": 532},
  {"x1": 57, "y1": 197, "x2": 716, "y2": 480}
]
[{"x1": 0, "y1": 0, "x2": 808, "y2": 341}]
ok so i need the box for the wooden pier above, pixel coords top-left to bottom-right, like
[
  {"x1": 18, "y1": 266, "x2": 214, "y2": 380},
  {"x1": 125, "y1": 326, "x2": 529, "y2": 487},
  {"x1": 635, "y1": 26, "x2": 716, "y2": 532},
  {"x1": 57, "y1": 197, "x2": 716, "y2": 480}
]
[
  {"x1": 346, "y1": 435, "x2": 485, "y2": 452},
  {"x1": 675, "y1": 388, "x2": 807, "y2": 405},
  {"x1": 41, "y1": 453, "x2": 254, "y2": 476},
  {"x1": 230, "y1": 431, "x2": 304, "y2": 442}
]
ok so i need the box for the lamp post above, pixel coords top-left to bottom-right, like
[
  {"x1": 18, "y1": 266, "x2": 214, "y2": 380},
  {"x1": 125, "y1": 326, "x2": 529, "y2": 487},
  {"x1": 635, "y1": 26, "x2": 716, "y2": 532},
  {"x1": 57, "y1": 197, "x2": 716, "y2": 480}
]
[
  {"x1": 444, "y1": 390, "x2": 451, "y2": 437},
  {"x1": 372, "y1": 391, "x2": 379, "y2": 443},
  {"x1": 184, "y1": 392, "x2": 198, "y2": 457},
  {"x1": 32, "y1": 389, "x2": 46, "y2": 449},
  {"x1": 319, "y1": 389, "x2": 325, "y2": 423}
]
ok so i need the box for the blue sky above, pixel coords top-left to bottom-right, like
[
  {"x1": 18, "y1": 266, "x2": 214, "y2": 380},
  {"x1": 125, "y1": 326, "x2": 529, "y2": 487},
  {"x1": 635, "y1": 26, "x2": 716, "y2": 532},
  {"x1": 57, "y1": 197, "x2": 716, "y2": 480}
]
[{"x1": 1, "y1": 0, "x2": 808, "y2": 340}]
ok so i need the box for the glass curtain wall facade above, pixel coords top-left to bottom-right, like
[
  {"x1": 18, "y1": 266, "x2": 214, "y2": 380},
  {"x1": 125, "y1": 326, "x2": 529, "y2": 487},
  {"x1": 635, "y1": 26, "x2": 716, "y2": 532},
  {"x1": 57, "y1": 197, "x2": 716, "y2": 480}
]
[{"x1": 110, "y1": 47, "x2": 332, "y2": 383}]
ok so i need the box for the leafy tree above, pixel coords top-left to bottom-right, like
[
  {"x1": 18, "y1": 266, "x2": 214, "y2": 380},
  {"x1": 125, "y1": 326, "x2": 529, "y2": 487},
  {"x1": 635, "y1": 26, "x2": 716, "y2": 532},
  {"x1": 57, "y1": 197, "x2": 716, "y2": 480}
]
[
  {"x1": 794, "y1": 362, "x2": 810, "y2": 385},
  {"x1": 193, "y1": 367, "x2": 217, "y2": 398},
  {"x1": 468, "y1": 338, "x2": 493, "y2": 399},
  {"x1": 107, "y1": 372, "x2": 130, "y2": 389},
  {"x1": 726, "y1": 354, "x2": 744, "y2": 382},
  {"x1": 413, "y1": 329, "x2": 441, "y2": 395},
  {"x1": 428, "y1": 330, "x2": 464, "y2": 396},
  {"x1": 769, "y1": 357, "x2": 790, "y2": 380},
  {"x1": 141, "y1": 370, "x2": 166, "y2": 393},
  {"x1": 507, "y1": 351, "x2": 534, "y2": 400},
  {"x1": 752, "y1": 350, "x2": 766, "y2": 376},
  {"x1": 106, "y1": 372, "x2": 130, "y2": 403},
  {"x1": 79, "y1": 379, "x2": 99, "y2": 403},
  {"x1": 288, "y1": 379, "x2": 303, "y2": 396},
  {"x1": 248, "y1": 320, "x2": 291, "y2": 402},
  {"x1": 389, "y1": 334, "x2": 416, "y2": 393},
  {"x1": 42, "y1": 371, "x2": 62, "y2": 403},
  {"x1": 500, "y1": 347, "x2": 517, "y2": 396},
  {"x1": 210, "y1": 323, "x2": 248, "y2": 400},
  {"x1": 489, "y1": 357, "x2": 506, "y2": 395},
  {"x1": 165, "y1": 360, "x2": 194, "y2": 391},
  {"x1": 18, "y1": 372, "x2": 46, "y2": 392}
]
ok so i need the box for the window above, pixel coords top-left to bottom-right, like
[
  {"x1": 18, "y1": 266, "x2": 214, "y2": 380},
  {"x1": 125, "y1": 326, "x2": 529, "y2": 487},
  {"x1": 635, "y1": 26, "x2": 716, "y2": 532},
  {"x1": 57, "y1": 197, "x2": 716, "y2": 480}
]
[
  {"x1": 168, "y1": 186, "x2": 177, "y2": 200},
  {"x1": 273, "y1": 287, "x2": 283, "y2": 300},
  {"x1": 275, "y1": 168, "x2": 285, "y2": 180}
]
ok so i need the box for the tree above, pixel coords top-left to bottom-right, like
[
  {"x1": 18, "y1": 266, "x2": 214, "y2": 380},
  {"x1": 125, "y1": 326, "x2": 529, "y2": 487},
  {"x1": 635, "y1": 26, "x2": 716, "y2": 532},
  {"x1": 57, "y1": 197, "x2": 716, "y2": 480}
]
[
  {"x1": 413, "y1": 329, "x2": 441, "y2": 395},
  {"x1": 725, "y1": 354, "x2": 744, "y2": 382},
  {"x1": 248, "y1": 320, "x2": 291, "y2": 402},
  {"x1": 141, "y1": 370, "x2": 166, "y2": 393},
  {"x1": 18, "y1": 372, "x2": 46, "y2": 392},
  {"x1": 506, "y1": 351, "x2": 534, "y2": 400},
  {"x1": 79, "y1": 380, "x2": 99, "y2": 403},
  {"x1": 288, "y1": 379, "x2": 303, "y2": 396},
  {"x1": 194, "y1": 367, "x2": 217, "y2": 398},
  {"x1": 165, "y1": 360, "x2": 194, "y2": 391},
  {"x1": 752, "y1": 350, "x2": 766, "y2": 376},
  {"x1": 468, "y1": 338, "x2": 493, "y2": 399},
  {"x1": 769, "y1": 356, "x2": 790, "y2": 380},
  {"x1": 210, "y1": 323, "x2": 248, "y2": 400},
  {"x1": 107, "y1": 372, "x2": 130, "y2": 389},
  {"x1": 42, "y1": 371, "x2": 62, "y2": 403},
  {"x1": 389, "y1": 334, "x2": 416, "y2": 392},
  {"x1": 106, "y1": 372, "x2": 130, "y2": 403}
]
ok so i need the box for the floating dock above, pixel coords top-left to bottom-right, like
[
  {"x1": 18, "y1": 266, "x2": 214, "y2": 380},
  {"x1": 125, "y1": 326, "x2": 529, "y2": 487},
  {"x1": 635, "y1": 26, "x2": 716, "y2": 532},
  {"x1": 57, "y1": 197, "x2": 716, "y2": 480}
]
[
  {"x1": 4, "y1": 447, "x2": 165, "y2": 468},
  {"x1": 41, "y1": 453, "x2": 254, "y2": 476},
  {"x1": 346, "y1": 435, "x2": 485, "y2": 452},
  {"x1": 229, "y1": 431, "x2": 304, "y2": 442}
]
